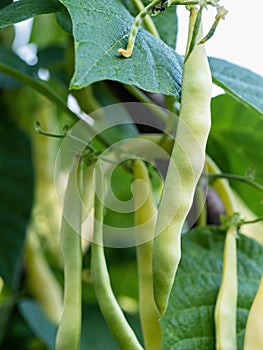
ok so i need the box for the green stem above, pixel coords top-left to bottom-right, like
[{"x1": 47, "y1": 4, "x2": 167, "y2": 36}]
[
  {"x1": 0, "y1": 62, "x2": 109, "y2": 147},
  {"x1": 118, "y1": 0, "x2": 163, "y2": 57},
  {"x1": 0, "y1": 62, "x2": 78, "y2": 121},
  {"x1": 207, "y1": 173, "x2": 263, "y2": 194},
  {"x1": 241, "y1": 217, "x2": 263, "y2": 226},
  {"x1": 195, "y1": 183, "x2": 207, "y2": 226},
  {"x1": 91, "y1": 166, "x2": 144, "y2": 350},
  {"x1": 168, "y1": 0, "x2": 219, "y2": 6},
  {"x1": 123, "y1": 84, "x2": 169, "y2": 124},
  {"x1": 206, "y1": 156, "x2": 237, "y2": 215},
  {"x1": 132, "y1": 0, "x2": 160, "y2": 38}
]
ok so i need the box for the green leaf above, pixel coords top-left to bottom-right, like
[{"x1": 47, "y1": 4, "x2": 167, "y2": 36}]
[
  {"x1": 207, "y1": 94, "x2": 263, "y2": 216},
  {"x1": 162, "y1": 227, "x2": 263, "y2": 350},
  {"x1": 0, "y1": 114, "x2": 34, "y2": 289},
  {"x1": 59, "y1": 0, "x2": 183, "y2": 96},
  {"x1": 209, "y1": 57, "x2": 263, "y2": 117},
  {"x1": 0, "y1": 0, "x2": 63, "y2": 30}
]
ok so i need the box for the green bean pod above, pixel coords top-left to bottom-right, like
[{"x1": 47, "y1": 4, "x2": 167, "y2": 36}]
[
  {"x1": 25, "y1": 232, "x2": 63, "y2": 324},
  {"x1": 153, "y1": 8, "x2": 212, "y2": 317},
  {"x1": 134, "y1": 160, "x2": 162, "y2": 350},
  {"x1": 214, "y1": 228, "x2": 237, "y2": 350},
  {"x1": 91, "y1": 165, "x2": 144, "y2": 350},
  {"x1": 244, "y1": 274, "x2": 263, "y2": 350},
  {"x1": 206, "y1": 156, "x2": 238, "y2": 350},
  {"x1": 56, "y1": 159, "x2": 83, "y2": 350},
  {"x1": 118, "y1": 0, "x2": 162, "y2": 57}
]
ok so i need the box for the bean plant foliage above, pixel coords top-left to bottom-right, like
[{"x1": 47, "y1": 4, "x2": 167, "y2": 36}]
[{"x1": 0, "y1": 0, "x2": 263, "y2": 349}]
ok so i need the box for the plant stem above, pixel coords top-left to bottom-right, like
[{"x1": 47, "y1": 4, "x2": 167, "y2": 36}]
[
  {"x1": 195, "y1": 183, "x2": 207, "y2": 226},
  {"x1": 0, "y1": 62, "x2": 78, "y2": 121},
  {"x1": 207, "y1": 173, "x2": 263, "y2": 194},
  {"x1": 132, "y1": 0, "x2": 160, "y2": 38},
  {"x1": 241, "y1": 217, "x2": 263, "y2": 225},
  {"x1": 206, "y1": 156, "x2": 237, "y2": 215},
  {"x1": 0, "y1": 62, "x2": 109, "y2": 147},
  {"x1": 123, "y1": 84, "x2": 169, "y2": 123}
]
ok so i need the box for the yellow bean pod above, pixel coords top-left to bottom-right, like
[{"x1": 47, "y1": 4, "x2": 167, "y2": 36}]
[
  {"x1": 206, "y1": 156, "x2": 238, "y2": 350},
  {"x1": 134, "y1": 159, "x2": 162, "y2": 350},
  {"x1": 244, "y1": 274, "x2": 263, "y2": 350},
  {"x1": 214, "y1": 228, "x2": 237, "y2": 350},
  {"x1": 91, "y1": 165, "x2": 144, "y2": 350},
  {"x1": 153, "y1": 7, "x2": 212, "y2": 317},
  {"x1": 25, "y1": 232, "x2": 63, "y2": 324}
]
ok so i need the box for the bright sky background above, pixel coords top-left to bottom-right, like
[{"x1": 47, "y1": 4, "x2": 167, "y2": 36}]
[{"x1": 177, "y1": 0, "x2": 263, "y2": 77}]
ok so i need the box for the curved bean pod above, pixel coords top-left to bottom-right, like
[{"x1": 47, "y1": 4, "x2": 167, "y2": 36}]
[
  {"x1": 56, "y1": 159, "x2": 83, "y2": 350},
  {"x1": 153, "y1": 7, "x2": 212, "y2": 317},
  {"x1": 25, "y1": 232, "x2": 63, "y2": 324},
  {"x1": 244, "y1": 274, "x2": 263, "y2": 350},
  {"x1": 91, "y1": 165, "x2": 144, "y2": 350},
  {"x1": 134, "y1": 159, "x2": 162, "y2": 350},
  {"x1": 206, "y1": 156, "x2": 238, "y2": 350},
  {"x1": 118, "y1": 0, "x2": 163, "y2": 57}
]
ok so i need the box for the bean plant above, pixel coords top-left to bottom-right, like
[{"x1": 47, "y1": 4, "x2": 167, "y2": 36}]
[{"x1": 0, "y1": 0, "x2": 263, "y2": 349}]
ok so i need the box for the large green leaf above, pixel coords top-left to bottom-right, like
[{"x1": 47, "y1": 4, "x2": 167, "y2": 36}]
[
  {"x1": 59, "y1": 0, "x2": 183, "y2": 96},
  {"x1": 209, "y1": 57, "x2": 263, "y2": 117},
  {"x1": 162, "y1": 227, "x2": 263, "y2": 350},
  {"x1": 0, "y1": 0, "x2": 63, "y2": 30},
  {"x1": 0, "y1": 112, "x2": 34, "y2": 289},
  {"x1": 207, "y1": 94, "x2": 263, "y2": 216}
]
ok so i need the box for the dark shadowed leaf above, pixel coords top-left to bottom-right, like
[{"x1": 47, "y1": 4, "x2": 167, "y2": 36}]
[
  {"x1": 0, "y1": 0, "x2": 63, "y2": 30},
  {"x1": 0, "y1": 113, "x2": 34, "y2": 289}
]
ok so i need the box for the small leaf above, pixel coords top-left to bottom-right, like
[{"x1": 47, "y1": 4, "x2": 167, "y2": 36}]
[
  {"x1": 0, "y1": 0, "x2": 63, "y2": 30},
  {"x1": 59, "y1": 0, "x2": 183, "y2": 96},
  {"x1": 209, "y1": 57, "x2": 263, "y2": 117}
]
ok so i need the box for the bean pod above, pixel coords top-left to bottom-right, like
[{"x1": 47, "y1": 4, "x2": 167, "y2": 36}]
[
  {"x1": 153, "y1": 7, "x2": 212, "y2": 316},
  {"x1": 56, "y1": 159, "x2": 83, "y2": 350},
  {"x1": 244, "y1": 274, "x2": 263, "y2": 350},
  {"x1": 134, "y1": 159, "x2": 162, "y2": 349},
  {"x1": 91, "y1": 165, "x2": 144, "y2": 350}
]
